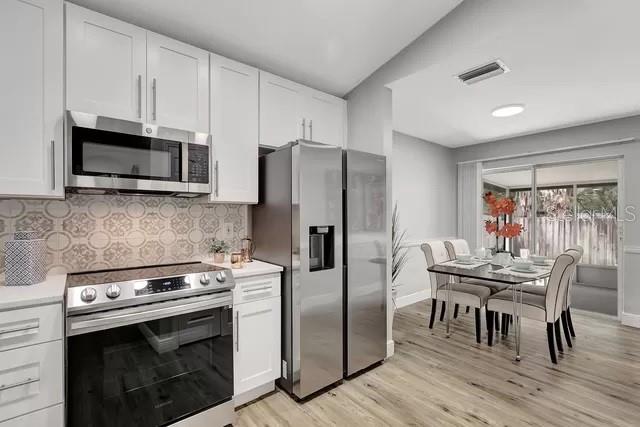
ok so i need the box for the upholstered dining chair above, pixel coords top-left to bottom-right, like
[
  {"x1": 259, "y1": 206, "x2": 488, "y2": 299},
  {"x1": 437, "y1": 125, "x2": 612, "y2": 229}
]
[
  {"x1": 421, "y1": 241, "x2": 492, "y2": 344},
  {"x1": 519, "y1": 247, "x2": 583, "y2": 347},
  {"x1": 486, "y1": 250, "x2": 578, "y2": 364},
  {"x1": 444, "y1": 239, "x2": 511, "y2": 331}
]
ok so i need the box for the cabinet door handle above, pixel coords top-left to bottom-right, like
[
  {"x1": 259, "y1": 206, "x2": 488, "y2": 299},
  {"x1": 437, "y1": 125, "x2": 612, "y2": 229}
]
[
  {"x1": 152, "y1": 78, "x2": 157, "y2": 121},
  {"x1": 50, "y1": 140, "x2": 56, "y2": 190},
  {"x1": 309, "y1": 119, "x2": 313, "y2": 141},
  {"x1": 235, "y1": 311, "x2": 240, "y2": 352},
  {"x1": 214, "y1": 161, "x2": 219, "y2": 197},
  {"x1": 137, "y1": 74, "x2": 142, "y2": 119},
  {"x1": 301, "y1": 118, "x2": 306, "y2": 139}
]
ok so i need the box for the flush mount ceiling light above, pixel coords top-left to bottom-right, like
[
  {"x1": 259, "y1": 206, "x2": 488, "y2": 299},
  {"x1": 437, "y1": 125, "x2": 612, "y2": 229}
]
[{"x1": 491, "y1": 104, "x2": 525, "y2": 118}]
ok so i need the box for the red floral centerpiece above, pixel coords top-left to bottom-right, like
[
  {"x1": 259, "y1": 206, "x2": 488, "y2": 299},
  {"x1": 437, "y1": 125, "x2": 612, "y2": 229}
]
[{"x1": 483, "y1": 192, "x2": 523, "y2": 251}]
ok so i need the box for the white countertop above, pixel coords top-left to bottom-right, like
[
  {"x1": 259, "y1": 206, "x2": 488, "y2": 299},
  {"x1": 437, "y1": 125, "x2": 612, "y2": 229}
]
[
  {"x1": 0, "y1": 274, "x2": 67, "y2": 310},
  {"x1": 213, "y1": 259, "x2": 283, "y2": 279}
]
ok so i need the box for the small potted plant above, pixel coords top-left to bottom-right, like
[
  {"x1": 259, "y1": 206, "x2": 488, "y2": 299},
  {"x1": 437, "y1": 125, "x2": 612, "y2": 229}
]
[{"x1": 210, "y1": 239, "x2": 230, "y2": 263}]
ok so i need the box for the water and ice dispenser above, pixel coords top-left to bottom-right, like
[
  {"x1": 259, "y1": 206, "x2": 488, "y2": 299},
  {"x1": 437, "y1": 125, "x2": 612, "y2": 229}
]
[{"x1": 309, "y1": 226, "x2": 335, "y2": 272}]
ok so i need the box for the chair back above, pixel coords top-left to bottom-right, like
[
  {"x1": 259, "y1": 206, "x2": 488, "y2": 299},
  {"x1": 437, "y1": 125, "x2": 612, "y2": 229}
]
[
  {"x1": 420, "y1": 241, "x2": 452, "y2": 295},
  {"x1": 544, "y1": 251, "x2": 577, "y2": 322},
  {"x1": 444, "y1": 239, "x2": 470, "y2": 283},
  {"x1": 564, "y1": 246, "x2": 583, "y2": 308}
]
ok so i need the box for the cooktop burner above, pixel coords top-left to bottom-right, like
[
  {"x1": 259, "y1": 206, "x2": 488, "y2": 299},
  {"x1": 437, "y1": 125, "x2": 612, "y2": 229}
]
[
  {"x1": 66, "y1": 261, "x2": 235, "y2": 315},
  {"x1": 66, "y1": 262, "x2": 226, "y2": 288}
]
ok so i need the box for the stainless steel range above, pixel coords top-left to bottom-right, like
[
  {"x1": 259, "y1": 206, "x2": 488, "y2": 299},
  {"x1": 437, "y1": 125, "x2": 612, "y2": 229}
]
[{"x1": 65, "y1": 262, "x2": 236, "y2": 427}]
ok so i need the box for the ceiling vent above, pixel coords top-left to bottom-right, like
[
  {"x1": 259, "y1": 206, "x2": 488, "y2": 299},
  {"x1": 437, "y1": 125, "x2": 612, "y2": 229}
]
[{"x1": 457, "y1": 60, "x2": 509, "y2": 85}]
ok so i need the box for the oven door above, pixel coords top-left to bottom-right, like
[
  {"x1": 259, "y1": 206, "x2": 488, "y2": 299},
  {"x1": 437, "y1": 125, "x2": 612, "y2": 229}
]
[{"x1": 66, "y1": 293, "x2": 234, "y2": 427}]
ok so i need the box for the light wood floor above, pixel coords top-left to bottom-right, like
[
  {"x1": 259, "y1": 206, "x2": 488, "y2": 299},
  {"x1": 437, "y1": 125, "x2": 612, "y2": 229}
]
[{"x1": 236, "y1": 300, "x2": 640, "y2": 426}]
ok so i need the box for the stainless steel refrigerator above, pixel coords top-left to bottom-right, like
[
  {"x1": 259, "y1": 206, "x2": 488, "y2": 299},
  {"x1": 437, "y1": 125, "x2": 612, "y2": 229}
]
[
  {"x1": 252, "y1": 141, "x2": 386, "y2": 399},
  {"x1": 253, "y1": 140, "x2": 344, "y2": 399},
  {"x1": 343, "y1": 149, "x2": 387, "y2": 377}
]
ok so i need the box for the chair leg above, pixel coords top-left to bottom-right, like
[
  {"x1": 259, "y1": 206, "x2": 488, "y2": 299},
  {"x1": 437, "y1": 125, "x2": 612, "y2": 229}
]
[
  {"x1": 546, "y1": 323, "x2": 558, "y2": 364},
  {"x1": 454, "y1": 304, "x2": 459, "y2": 319},
  {"x1": 495, "y1": 312, "x2": 500, "y2": 332},
  {"x1": 510, "y1": 314, "x2": 513, "y2": 325},
  {"x1": 554, "y1": 320, "x2": 564, "y2": 353},
  {"x1": 474, "y1": 308, "x2": 481, "y2": 344},
  {"x1": 561, "y1": 311, "x2": 573, "y2": 348},
  {"x1": 466, "y1": 306, "x2": 470, "y2": 313},
  {"x1": 502, "y1": 313, "x2": 509, "y2": 337},
  {"x1": 566, "y1": 307, "x2": 576, "y2": 337},
  {"x1": 428, "y1": 299, "x2": 437, "y2": 329},
  {"x1": 486, "y1": 309, "x2": 494, "y2": 346},
  {"x1": 439, "y1": 301, "x2": 446, "y2": 322}
]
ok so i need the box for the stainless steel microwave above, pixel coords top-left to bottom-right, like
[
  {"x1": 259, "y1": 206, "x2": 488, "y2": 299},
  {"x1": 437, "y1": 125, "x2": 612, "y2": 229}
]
[{"x1": 65, "y1": 111, "x2": 211, "y2": 196}]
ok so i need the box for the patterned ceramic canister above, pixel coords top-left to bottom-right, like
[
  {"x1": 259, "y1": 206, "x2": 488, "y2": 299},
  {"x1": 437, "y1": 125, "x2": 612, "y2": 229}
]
[{"x1": 4, "y1": 237, "x2": 47, "y2": 286}]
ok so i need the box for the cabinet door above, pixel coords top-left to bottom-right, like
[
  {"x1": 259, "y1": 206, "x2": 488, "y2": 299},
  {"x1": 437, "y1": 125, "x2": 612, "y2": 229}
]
[
  {"x1": 259, "y1": 71, "x2": 305, "y2": 148},
  {"x1": 147, "y1": 32, "x2": 209, "y2": 132},
  {"x1": 305, "y1": 89, "x2": 347, "y2": 147},
  {"x1": 210, "y1": 54, "x2": 258, "y2": 203},
  {"x1": 0, "y1": 0, "x2": 63, "y2": 198},
  {"x1": 234, "y1": 297, "x2": 281, "y2": 396},
  {"x1": 65, "y1": 3, "x2": 146, "y2": 122}
]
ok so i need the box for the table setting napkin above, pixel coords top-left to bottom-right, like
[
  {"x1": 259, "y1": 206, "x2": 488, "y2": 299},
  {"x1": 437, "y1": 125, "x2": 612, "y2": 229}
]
[{"x1": 491, "y1": 266, "x2": 546, "y2": 279}]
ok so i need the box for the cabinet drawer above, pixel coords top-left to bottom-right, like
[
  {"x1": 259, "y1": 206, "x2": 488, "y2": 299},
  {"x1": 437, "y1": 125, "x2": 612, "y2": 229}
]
[
  {"x1": 0, "y1": 305, "x2": 62, "y2": 352},
  {"x1": 0, "y1": 403, "x2": 63, "y2": 427},
  {"x1": 0, "y1": 341, "x2": 63, "y2": 422},
  {"x1": 233, "y1": 274, "x2": 281, "y2": 304}
]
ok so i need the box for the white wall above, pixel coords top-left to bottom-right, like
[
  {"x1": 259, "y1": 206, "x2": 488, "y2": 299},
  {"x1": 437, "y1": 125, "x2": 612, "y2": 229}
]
[
  {"x1": 456, "y1": 115, "x2": 640, "y2": 326},
  {"x1": 392, "y1": 132, "x2": 457, "y2": 306}
]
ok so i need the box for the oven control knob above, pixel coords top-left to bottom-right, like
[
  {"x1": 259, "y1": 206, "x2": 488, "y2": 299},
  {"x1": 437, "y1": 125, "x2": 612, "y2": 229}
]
[
  {"x1": 80, "y1": 287, "x2": 97, "y2": 303},
  {"x1": 216, "y1": 272, "x2": 226, "y2": 283},
  {"x1": 199, "y1": 274, "x2": 210, "y2": 285},
  {"x1": 105, "y1": 284, "x2": 121, "y2": 299}
]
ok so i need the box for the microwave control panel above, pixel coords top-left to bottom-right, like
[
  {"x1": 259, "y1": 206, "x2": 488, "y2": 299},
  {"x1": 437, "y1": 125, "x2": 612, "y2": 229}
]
[{"x1": 188, "y1": 144, "x2": 210, "y2": 184}]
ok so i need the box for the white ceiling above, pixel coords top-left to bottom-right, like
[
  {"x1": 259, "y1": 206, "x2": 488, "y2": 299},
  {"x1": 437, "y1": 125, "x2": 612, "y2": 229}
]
[
  {"x1": 69, "y1": 0, "x2": 461, "y2": 97},
  {"x1": 390, "y1": 0, "x2": 640, "y2": 147},
  {"x1": 483, "y1": 160, "x2": 618, "y2": 188}
]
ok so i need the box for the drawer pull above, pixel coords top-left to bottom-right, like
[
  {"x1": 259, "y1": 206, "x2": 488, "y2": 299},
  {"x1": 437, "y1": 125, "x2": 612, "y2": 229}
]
[
  {"x1": 0, "y1": 377, "x2": 39, "y2": 391},
  {"x1": 243, "y1": 285, "x2": 272, "y2": 293},
  {"x1": 0, "y1": 321, "x2": 39, "y2": 339}
]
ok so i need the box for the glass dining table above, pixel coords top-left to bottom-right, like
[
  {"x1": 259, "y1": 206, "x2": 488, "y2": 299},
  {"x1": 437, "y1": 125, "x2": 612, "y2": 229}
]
[{"x1": 427, "y1": 261, "x2": 551, "y2": 361}]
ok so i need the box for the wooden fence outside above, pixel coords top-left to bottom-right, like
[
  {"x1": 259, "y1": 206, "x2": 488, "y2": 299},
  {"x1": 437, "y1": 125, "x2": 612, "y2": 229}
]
[{"x1": 511, "y1": 216, "x2": 617, "y2": 266}]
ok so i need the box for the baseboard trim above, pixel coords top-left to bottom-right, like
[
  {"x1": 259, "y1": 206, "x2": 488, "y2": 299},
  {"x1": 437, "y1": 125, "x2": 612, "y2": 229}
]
[
  {"x1": 621, "y1": 311, "x2": 640, "y2": 328},
  {"x1": 386, "y1": 340, "x2": 394, "y2": 358},
  {"x1": 395, "y1": 290, "x2": 430, "y2": 309},
  {"x1": 234, "y1": 381, "x2": 276, "y2": 408}
]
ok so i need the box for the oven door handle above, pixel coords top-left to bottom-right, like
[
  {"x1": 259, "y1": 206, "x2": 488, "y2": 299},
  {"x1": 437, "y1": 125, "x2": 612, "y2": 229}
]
[
  {"x1": 67, "y1": 292, "x2": 232, "y2": 336},
  {"x1": 181, "y1": 142, "x2": 189, "y2": 182}
]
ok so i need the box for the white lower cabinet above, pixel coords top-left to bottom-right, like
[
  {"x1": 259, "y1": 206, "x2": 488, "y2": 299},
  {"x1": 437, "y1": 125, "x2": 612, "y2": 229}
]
[
  {"x1": 0, "y1": 404, "x2": 63, "y2": 427},
  {"x1": 0, "y1": 303, "x2": 63, "y2": 427},
  {"x1": 233, "y1": 274, "x2": 281, "y2": 406}
]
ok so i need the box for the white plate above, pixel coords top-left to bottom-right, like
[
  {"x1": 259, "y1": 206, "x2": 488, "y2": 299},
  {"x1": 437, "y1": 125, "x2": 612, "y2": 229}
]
[{"x1": 511, "y1": 265, "x2": 535, "y2": 273}]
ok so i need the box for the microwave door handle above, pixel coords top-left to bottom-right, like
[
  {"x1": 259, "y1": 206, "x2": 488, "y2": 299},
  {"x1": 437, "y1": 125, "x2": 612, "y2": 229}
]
[{"x1": 181, "y1": 143, "x2": 189, "y2": 182}]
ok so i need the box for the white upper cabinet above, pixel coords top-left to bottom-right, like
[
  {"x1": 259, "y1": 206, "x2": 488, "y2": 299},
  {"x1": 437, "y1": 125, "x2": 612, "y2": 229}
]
[
  {"x1": 65, "y1": 6, "x2": 209, "y2": 133},
  {"x1": 210, "y1": 54, "x2": 259, "y2": 204},
  {"x1": 259, "y1": 71, "x2": 346, "y2": 148},
  {"x1": 303, "y1": 89, "x2": 346, "y2": 148},
  {"x1": 147, "y1": 32, "x2": 209, "y2": 133},
  {"x1": 66, "y1": 3, "x2": 146, "y2": 122},
  {"x1": 0, "y1": 0, "x2": 63, "y2": 198},
  {"x1": 259, "y1": 72, "x2": 305, "y2": 148}
]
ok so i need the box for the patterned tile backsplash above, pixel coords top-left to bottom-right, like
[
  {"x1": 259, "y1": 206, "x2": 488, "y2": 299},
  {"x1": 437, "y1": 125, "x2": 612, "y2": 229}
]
[{"x1": 0, "y1": 194, "x2": 247, "y2": 276}]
